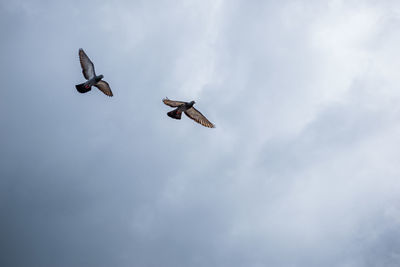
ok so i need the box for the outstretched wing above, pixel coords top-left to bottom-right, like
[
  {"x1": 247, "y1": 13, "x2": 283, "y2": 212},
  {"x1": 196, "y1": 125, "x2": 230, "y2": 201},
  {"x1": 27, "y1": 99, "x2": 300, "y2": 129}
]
[
  {"x1": 162, "y1": 98, "x2": 186, "y2": 107},
  {"x1": 79, "y1": 48, "x2": 96, "y2": 80},
  {"x1": 94, "y1": 80, "x2": 113, "y2": 97},
  {"x1": 184, "y1": 107, "x2": 215, "y2": 128}
]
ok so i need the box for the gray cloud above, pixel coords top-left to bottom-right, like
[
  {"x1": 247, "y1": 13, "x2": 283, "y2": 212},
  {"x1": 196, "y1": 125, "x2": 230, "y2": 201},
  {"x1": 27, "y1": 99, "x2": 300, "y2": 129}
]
[{"x1": 1, "y1": 0, "x2": 400, "y2": 266}]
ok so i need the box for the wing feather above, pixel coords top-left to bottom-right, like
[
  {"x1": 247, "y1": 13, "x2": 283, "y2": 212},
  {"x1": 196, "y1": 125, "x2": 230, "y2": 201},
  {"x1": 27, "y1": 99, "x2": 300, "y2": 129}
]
[
  {"x1": 94, "y1": 80, "x2": 113, "y2": 97},
  {"x1": 162, "y1": 98, "x2": 186, "y2": 107},
  {"x1": 79, "y1": 48, "x2": 96, "y2": 80},
  {"x1": 184, "y1": 107, "x2": 215, "y2": 128}
]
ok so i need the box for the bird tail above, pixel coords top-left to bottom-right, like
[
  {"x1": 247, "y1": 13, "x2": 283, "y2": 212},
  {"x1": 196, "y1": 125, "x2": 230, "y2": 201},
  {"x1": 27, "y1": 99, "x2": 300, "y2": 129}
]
[
  {"x1": 167, "y1": 109, "x2": 182, "y2": 120},
  {"x1": 75, "y1": 83, "x2": 91, "y2": 94}
]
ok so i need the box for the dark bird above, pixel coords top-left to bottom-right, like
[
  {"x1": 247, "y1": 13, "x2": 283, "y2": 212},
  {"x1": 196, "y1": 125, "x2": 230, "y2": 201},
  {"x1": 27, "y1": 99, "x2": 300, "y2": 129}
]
[
  {"x1": 163, "y1": 98, "x2": 215, "y2": 128},
  {"x1": 75, "y1": 48, "x2": 113, "y2": 97}
]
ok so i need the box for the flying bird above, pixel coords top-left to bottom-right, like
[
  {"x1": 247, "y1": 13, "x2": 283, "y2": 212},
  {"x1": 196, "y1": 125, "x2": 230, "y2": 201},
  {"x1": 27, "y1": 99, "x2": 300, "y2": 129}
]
[
  {"x1": 75, "y1": 48, "x2": 113, "y2": 97},
  {"x1": 162, "y1": 98, "x2": 215, "y2": 128}
]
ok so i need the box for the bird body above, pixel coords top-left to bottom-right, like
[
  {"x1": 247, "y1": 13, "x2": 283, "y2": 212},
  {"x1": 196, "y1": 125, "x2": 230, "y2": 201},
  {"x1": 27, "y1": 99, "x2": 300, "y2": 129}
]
[
  {"x1": 163, "y1": 98, "x2": 215, "y2": 128},
  {"x1": 167, "y1": 100, "x2": 195, "y2": 119},
  {"x1": 75, "y1": 75, "x2": 104, "y2": 93},
  {"x1": 75, "y1": 49, "x2": 113, "y2": 97}
]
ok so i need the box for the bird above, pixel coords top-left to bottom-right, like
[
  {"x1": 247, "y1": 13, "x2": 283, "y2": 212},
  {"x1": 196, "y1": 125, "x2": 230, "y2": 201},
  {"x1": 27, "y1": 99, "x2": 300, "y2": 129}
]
[
  {"x1": 75, "y1": 48, "x2": 113, "y2": 97},
  {"x1": 162, "y1": 97, "x2": 215, "y2": 128}
]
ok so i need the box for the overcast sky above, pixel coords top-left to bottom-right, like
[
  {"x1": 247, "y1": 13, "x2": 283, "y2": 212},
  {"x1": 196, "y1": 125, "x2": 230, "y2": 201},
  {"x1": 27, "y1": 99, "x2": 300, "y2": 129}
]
[{"x1": 1, "y1": 0, "x2": 400, "y2": 266}]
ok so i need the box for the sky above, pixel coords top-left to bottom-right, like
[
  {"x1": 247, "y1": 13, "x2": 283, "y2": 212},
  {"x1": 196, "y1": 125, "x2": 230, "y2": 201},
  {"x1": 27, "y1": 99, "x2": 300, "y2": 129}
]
[{"x1": 1, "y1": 0, "x2": 400, "y2": 266}]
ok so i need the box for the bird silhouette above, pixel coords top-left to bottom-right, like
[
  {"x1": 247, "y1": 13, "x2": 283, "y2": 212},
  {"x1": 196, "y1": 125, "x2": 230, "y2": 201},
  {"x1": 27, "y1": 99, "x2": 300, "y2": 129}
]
[
  {"x1": 75, "y1": 48, "x2": 113, "y2": 97},
  {"x1": 163, "y1": 98, "x2": 215, "y2": 128}
]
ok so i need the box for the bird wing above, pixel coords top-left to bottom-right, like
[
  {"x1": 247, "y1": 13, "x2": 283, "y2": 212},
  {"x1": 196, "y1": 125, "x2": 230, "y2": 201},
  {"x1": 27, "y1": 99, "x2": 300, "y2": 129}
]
[
  {"x1": 79, "y1": 48, "x2": 96, "y2": 80},
  {"x1": 94, "y1": 80, "x2": 113, "y2": 97},
  {"x1": 162, "y1": 98, "x2": 186, "y2": 107},
  {"x1": 184, "y1": 107, "x2": 215, "y2": 128}
]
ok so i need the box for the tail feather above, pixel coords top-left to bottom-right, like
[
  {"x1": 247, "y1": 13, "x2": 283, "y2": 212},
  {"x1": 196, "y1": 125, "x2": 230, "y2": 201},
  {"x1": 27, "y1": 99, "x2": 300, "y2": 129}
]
[
  {"x1": 167, "y1": 109, "x2": 182, "y2": 120},
  {"x1": 75, "y1": 83, "x2": 91, "y2": 94}
]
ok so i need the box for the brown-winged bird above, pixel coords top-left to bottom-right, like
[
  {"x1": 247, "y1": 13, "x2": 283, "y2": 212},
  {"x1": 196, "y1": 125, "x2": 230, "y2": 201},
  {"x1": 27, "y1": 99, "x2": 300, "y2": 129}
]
[
  {"x1": 163, "y1": 98, "x2": 215, "y2": 128},
  {"x1": 75, "y1": 48, "x2": 113, "y2": 97}
]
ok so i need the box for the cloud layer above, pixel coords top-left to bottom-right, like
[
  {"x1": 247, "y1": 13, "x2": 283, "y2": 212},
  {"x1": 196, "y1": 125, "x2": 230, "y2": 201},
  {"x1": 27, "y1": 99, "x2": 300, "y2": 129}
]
[{"x1": 1, "y1": 0, "x2": 400, "y2": 266}]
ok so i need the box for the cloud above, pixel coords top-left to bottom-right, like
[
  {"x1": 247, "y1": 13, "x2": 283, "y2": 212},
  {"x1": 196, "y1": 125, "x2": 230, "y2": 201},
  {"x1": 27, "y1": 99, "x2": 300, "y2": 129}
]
[{"x1": 1, "y1": 0, "x2": 400, "y2": 266}]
